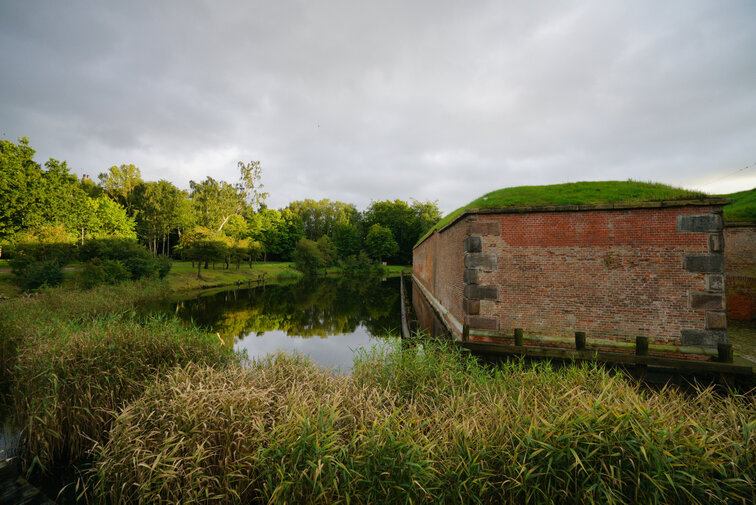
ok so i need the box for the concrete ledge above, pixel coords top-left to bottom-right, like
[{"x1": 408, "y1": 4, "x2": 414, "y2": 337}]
[
  {"x1": 684, "y1": 253, "x2": 724, "y2": 273},
  {"x1": 464, "y1": 253, "x2": 497, "y2": 270},
  {"x1": 681, "y1": 329, "x2": 728, "y2": 346},
  {"x1": 464, "y1": 284, "x2": 498, "y2": 300},
  {"x1": 677, "y1": 214, "x2": 723, "y2": 233}
]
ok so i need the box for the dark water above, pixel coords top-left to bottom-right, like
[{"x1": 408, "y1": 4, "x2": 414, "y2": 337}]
[{"x1": 149, "y1": 275, "x2": 403, "y2": 372}]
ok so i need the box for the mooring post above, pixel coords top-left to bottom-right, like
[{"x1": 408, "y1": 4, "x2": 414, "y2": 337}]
[
  {"x1": 462, "y1": 324, "x2": 470, "y2": 342},
  {"x1": 514, "y1": 328, "x2": 523, "y2": 346},
  {"x1": 718, "y1": 343, "x2": 733, "y2": 363},
  {"x1": 575, "y1": 331, "x2": 586, "y2": 351},
  {"x1": 635, "y1": 336, "x2": 649, "y2": 380},
  {"x1": 636, "y1": 336, "x2": 649, "y2": 356}
]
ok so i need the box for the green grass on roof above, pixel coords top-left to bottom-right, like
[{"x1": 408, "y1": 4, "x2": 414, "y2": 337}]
[
  {"x1": 416, "y1": 181, "x2": 709, "y2": 246},
  {"x1": 720, "y1": 187, "x2": 756, "y2": 223}
]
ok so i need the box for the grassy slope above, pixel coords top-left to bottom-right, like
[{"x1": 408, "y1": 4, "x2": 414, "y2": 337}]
[
  {"x1": 720, "y1": 187, "x2": 756, "y2": 223},
  {"x1": 418, "y1": 180, "x2": 708, "y2": 245}
]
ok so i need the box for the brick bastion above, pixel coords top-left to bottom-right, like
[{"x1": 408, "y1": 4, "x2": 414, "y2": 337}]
[
  {"x1": 725, "y1": 221, "x2": 756, "y2": 321},
  {"x1": 412, "y1": 199, "x2": 731, "y2": 360}
]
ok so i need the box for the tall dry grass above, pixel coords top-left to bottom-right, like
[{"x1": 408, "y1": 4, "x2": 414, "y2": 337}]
[
  {"x1": 12, "y1": 313, "x2": 235, "y2": 472},
  {"x1": 93, "y1": 343, "x2": 755, "y2": 505},
  {"x1": 0, "y1": 280, "x2": 169, "y2": 379}
]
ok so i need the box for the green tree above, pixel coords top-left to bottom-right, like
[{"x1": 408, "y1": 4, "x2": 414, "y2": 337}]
[
  {"x1": 316, "y1": 235, "x2": 337, "y2": 267},
  {"x1": 98, "y1": 164, "x2": 143, "y2": 215},
  {"x1": 363, "y1": 199, "x2": 441, "y2": 264},
  {"x1": 133, "y1": 180, "x2": 185, "y2": 255},
  {"x1": 0, "y1": 137, "x2": 43, "y2": 242},
  {"x1": 189, "y1": 177, "x2": 245, "y2": 232},
  {"x1": 293, "y1": 238, "x2": 323, "y2": 276},
  {"x1": 178, "y1": 227, "x2": 228, "y2": 279},
  {"x1": 332, "y1": 222, "x2": 362, "y2": 259},
  {"x1": 238, "y1": 160, "x2": 269, "y2": 212},
  {"x1": 287, "y1": 199, "x2": 359, "y2": 240},
  {"x1": 365, "y1": 224, "x2": 399, "y2": 263}
]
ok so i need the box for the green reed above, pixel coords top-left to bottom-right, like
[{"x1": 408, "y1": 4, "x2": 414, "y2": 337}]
[{"x1": 93, "y1": 342, "x2": 755, "y2": 505}]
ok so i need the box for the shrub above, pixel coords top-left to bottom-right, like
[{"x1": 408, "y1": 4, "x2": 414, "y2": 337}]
[
  {"x1": 293, "y1": 238, "x2": 323, "y2": 275},
  {"x1": 11, "y1": 259, "x2": 64, "y2": 290},
  {"x1": 155, "y1": 256, "x2": 172, "y2": 279}
]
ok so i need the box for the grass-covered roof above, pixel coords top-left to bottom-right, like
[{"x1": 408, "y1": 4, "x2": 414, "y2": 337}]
[
  {"x1": 720, "y1": 187, "x2": 756, "y2": 224},
  {"x1": 417, "y1": 181, "x2": 721, "y2": 246}
]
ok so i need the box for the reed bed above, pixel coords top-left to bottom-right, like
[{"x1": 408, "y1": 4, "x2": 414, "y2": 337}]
[
  {"x1": 0, "y1": 280, "x2": 169, "y2": 379},
  {"x1": 94, "y1": 343, "x2": 755, "y2": 505},
  {"x1": 12, "y1": 313, "x2": 235, "y2": 471}
]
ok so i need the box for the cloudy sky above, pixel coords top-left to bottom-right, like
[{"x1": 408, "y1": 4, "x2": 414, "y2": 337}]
[{"x1": 1, "y1": 0, "x2": 755, "y2": 213}]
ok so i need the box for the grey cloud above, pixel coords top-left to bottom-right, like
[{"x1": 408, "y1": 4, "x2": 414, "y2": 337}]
[{"x1": 1, "y1": 0, "x2": 754, "y2": 213}]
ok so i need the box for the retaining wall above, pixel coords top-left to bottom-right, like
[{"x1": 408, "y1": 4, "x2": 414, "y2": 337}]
[{"x1": 413, "y1": 200, "x2": 730, "y2": 358}]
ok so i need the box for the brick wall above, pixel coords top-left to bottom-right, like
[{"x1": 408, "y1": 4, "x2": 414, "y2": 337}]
[
  {"x1": 413, "y1": 203, "x2": 728, "y2": 355},
  {"x1": 725, "y1": 225, "x2": 756, "y2": 320}
]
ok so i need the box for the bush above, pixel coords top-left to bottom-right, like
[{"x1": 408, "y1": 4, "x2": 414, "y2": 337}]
[
  {"x1": 155, "y1": 256, "x2": 172, "y2": 279},
  {"x1": 79, "y1": 238, "x2": 165, "y2": 281},
  {"x1": 293, "y1": 238, "x2": 323, "y2": 276},
  {"x1": 11, "y1": 259, "x2": 64, "y2": 290},
  {"x1": 78, "y1": 259, "x2": 132, "y2": 288}
]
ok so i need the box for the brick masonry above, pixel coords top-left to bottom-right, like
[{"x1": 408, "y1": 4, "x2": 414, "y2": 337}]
[
  {"x1": 724, "y1": 224, "x2": 756, "y2": 320},
  {"x1": 413, "y1": 203, "x2": 730, "y2": 357}
]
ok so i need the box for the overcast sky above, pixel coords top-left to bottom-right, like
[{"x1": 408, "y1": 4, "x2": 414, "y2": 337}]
[{"x1": 1, "y1": 1, "x2": 755, "y2": 214}]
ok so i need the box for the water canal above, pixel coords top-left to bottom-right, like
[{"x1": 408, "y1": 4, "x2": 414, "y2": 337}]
[{"x1": 148, "y1": 274, "x2": 405, "y2": 372}]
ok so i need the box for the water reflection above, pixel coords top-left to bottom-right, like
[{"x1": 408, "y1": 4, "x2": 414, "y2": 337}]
[{"x1": 153, "y1": 275, "x2": 402, "y2": 371}]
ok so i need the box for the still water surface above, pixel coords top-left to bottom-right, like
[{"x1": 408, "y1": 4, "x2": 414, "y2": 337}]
[{"x1": 151, "y1": 275, "x2": 403, "y2": 372}]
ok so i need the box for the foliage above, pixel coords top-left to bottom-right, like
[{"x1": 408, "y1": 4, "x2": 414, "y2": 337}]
[
  {"x1": 287, "y1": 199, "x2": 359, "y2": 240},
  {"x1": 94, "y1": 344, "x2": 755, "y2": 504},
  {"x1": 365, "y1": 224, "x2": 399, "y2": 262},
  {"x1": 238, "y1": 160, "x2": 269, "y2": 212},
  {"x1": 316, "y1": 235, "x2": 337, "y2": 266},
  {"x1": 98, "y1": 164, "x2": 142, "y2": 215},
  {"x1": 11, "y1": 260, "x2": 64, "y2": 291},
  {"x1": 178, "y1": 227, "x2": 229, "y2": 278},
  {"x1": 364, "y1": 199, "x2": 440, "y2": 264},
  {"x1": 294, "y1": 238, "x2": 324, "y2": 275},
  {"x1": 420, "y1": 181, "x2": 710, "y2": 244},
  {"x1": 190, "y1": 176, "x2": 245, "y2": 232},
  {"x1": 78, "y1": 238, "x2": 167, "y2": 283},
  {"x1": 133, "y1": 180, "x2": 187, "y2": 254},
  {"x1": 77, "y1": 258, "x2": 130, "y2": 288},
  {"x1": 720, "y1": 187, "x2": 756, "y2": 223},
  {"x1": 251, "y1": 208, "x2": 305, "y2": 261},
  {"x1": 332, "y1": 222, "x2": 362, "y2": 259}
]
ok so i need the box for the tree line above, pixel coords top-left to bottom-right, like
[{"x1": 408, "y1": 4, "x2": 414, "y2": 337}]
[{"x1": 0, "y1": 137, "x2": 441, "y2": 273}]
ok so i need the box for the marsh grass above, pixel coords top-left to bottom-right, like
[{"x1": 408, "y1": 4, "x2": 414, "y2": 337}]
[
  {"x1": 12, "y1": 313, "x2": 235, "y2": 471},
  {"x1": 94, "y1": 342, "x2": 755, "y2": 505},
  {"x1": 0, "y1": 280, "x2": 169, "y2": 379}
]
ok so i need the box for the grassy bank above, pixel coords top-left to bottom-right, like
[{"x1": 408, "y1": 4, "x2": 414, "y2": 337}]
[{"x1": 93, "y1": 342, "x2": 755, "y2": 505}]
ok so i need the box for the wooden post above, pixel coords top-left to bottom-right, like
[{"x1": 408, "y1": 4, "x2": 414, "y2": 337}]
[
  {"x1": 575, "y1": 331, "x2": 586, "y2": 351},
  {"x1": 636, "y1": 336, "x2": 649, "y2": 356},
  {"x1": 718, "y1": 343, "x2": 733, "y2": 363},
  {"x1": 462, "y1": 324, "x2": 470, "y2": 342},
  {"x1": 514, "y1": 328, "x2": 523, "y2": 346},
  {"x1": 635, "y1": 336, "x2": 649, "y2": 380}
]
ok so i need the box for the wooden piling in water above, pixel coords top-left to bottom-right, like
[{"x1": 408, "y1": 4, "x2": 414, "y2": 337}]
[{"x1": 514, "y1": 328, "x2": 523, "y2": 346}]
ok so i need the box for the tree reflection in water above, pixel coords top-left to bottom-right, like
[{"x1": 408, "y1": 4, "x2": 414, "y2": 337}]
[{"x1": 155, "y1": 275, "x2": 401, "y2": 371}]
